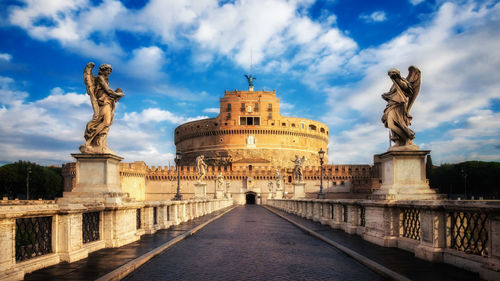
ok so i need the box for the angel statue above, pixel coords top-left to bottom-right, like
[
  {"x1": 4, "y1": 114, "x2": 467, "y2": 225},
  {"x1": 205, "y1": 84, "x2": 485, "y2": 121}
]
[
  {"x1": 381, "y1": 66, "x2": 421, "y2": 149},
  {"x1": 79, "y1": 62, "x2": 124, "y2": 154},
  {"x1": 244, "y1": 74, "x2": 256, "y2": 87},
  {"x1": 196, "y1": 155, "x2": 207, "y2": 182},
  {"x1": 291, "y1": 155, "x2": 306, "y2": 182}
]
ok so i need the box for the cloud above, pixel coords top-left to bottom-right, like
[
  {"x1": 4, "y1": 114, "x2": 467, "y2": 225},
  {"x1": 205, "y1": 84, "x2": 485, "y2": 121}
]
[
  {"x1": 203, "y1": 107, "x2": 219, "y2": 114},
  {"x1": 5, "y1": 0, "x2": 357, "y2": 88},
  {"x1": 125, "y1": 46, "x2": 166, "y2": 80},
  {"x1": 409, "y1": 0, "x2": 425, "y2": 6},
  {"x1": 8, "y1": 0, "x2": 126, "y2": 62},
  {"x1": 0, "y1": 53, "x2": 12, "y2": 61},
  {"x1": 122, "y1": 107, "x2": 208, "y2": 125},
  {"x1": 325, "y1": 1, "x2": 500, "y2": 164},
  {"x1": 0, "y1": 78, "x2": 209, "y2": 165},
  {"x1": 359, "y1": 11, "x2": 387, "y2": 23}
]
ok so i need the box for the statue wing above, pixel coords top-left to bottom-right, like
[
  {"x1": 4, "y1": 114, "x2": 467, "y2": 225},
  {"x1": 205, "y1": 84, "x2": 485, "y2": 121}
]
[
  {"x1": 83, "y1": 62, "x2": 99, "y2": 117},
  {"x1": 406, "y1": 65, "x2": 421, "y2": 112}
]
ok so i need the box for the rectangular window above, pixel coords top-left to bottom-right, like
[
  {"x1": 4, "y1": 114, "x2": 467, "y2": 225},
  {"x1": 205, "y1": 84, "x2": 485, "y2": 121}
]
[
  {"x1": 227, "y1": 103, "x2": 231, "y2": 111},
  {"x1": 241, "y1": 103, "x2": 245, "y2": 111},
  {"x1": 240, "y1": 117, "x2": 260, "y2": 126},
  {"x1": 268, "y1": 103, "x2": 272, "y2": 111},
  {"x1": 254, "y1": 103, "x2": 259, "y2": 111}
]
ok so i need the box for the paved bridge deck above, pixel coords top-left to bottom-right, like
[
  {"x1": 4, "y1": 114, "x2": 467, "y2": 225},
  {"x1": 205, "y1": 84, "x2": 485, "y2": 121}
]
[{"x1": 26, "y1": 205, "x2": 482, "y2": 281}]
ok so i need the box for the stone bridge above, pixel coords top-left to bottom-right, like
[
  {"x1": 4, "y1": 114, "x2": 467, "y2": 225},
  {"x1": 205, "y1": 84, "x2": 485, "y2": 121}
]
[{"x1": 1, "y1": 197, "x2": 499, "y2": 281}]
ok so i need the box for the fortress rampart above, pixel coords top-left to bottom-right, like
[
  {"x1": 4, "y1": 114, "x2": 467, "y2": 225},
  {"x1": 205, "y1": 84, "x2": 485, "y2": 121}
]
[{"x1": 63, "y1": 161, "x2": 378, "y2": 204}]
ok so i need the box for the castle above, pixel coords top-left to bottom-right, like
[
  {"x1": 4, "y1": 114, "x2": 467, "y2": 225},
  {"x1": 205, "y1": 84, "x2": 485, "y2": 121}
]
[{"x1": 63, "y1": 82, "x2": 379, "y2": 204}]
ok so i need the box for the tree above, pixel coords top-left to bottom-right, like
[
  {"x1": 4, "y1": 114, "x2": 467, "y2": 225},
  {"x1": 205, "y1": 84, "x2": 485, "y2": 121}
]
[
  {"x1": 0, "y1": 161, "x2": 63, "y2": 199},
  {"x1": 425, "y1": 154, "x2": 433, "y2": 179},
  {"x1": 429, "y1": 161, "x2": 500, "y2": 199}
]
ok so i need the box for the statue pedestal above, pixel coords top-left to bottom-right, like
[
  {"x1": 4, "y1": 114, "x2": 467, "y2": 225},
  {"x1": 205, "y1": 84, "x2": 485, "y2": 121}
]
[
  {"x1": 58, "y1": 153, "x2": 129, "y2": 204},
  {"x1": 292, "y1": 183, "x2": 306, "y2": 199},
  {"x1": 275, "y1": 190, "x2": 283, "y2": 199},
  {"x1": 370, "y1": 150, "x2": 444, "y2": 200},
  {"x1": 194, "y1": 182, "x2": 207, "y2": 198},
  {"x1": 225, "y1": 191, "x2": 231, "y2": 199},
  {"x1": 215, "y1": 189, "x2": 225, "y2": 199}
]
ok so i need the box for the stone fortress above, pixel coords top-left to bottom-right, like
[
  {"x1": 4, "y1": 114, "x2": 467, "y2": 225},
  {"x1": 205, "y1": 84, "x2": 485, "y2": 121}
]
[{"x1": 64, "y1": 80, "x2": 379, "y2": 205}]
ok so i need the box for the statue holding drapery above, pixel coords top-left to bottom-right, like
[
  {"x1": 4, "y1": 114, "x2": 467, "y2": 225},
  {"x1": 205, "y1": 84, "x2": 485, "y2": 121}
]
[
  {"x1": 79, "y1": 62, "x2": 124, "y2": 154},
  {"x1": 381, "y1": 66, "x2": 421, "y2": 149}
]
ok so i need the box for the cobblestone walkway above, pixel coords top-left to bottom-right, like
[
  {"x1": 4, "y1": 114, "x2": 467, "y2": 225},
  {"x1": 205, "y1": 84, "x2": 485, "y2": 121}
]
[
  {"x1": 126, "y1": 205, "x2": 385, "y2": 281},
  {"x1": 24, "y1": 207, "x2": 233, "y2": 281},
  {"x1": 268, "y1": 206, "x2": 483, "y2": 281}
]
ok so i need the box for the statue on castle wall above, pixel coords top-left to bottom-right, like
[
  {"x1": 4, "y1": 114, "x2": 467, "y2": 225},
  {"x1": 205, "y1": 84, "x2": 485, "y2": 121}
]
[
  {"x1": 291, "y1": 156, "x2": 306, "y2": 182},
  {"x1": 80, "y1": 62, "x2": 124, "y2": 154},
  {"x1": 216, "y1": 173, "x2": 224, "y2": 191},
  {"x1": 275, "y1": 170, "x2": 283, "y2": 190},
  {"x1": 381, "y1": 66, "x2": 421, "y2": 149},
  {"x1": 196, "y1": 155, "x2": 207, "y2": 182}
]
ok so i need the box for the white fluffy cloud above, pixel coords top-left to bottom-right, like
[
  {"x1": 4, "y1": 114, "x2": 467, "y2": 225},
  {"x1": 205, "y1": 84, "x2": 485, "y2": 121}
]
[
  {"x1": 359, "y1": 11, "x2": 387, "y2": 23},
  {"x1": 0, "y1": 53, "x2": 12, "y2": 61},
  {"x1": 203, "y1": 107, "x2": 219, "y2": 114},
  {"x1": 325, "y1": 1, "x2": 500, "y2": 163},
  {"x1": 123, "y1": 108, "x2": 207, "y2": 125},
  {"x1": 0, "y1": 77, "x2": 206, "y2": 165}
]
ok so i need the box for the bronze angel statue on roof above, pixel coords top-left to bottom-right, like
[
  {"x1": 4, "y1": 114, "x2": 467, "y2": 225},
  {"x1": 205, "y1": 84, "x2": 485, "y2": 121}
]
[
  {"x1": 79, "y1": 62, "x2": 124, "y2": 154},
  {"x1": 381, "y1": 65, "x2": 421, "y2": 149}
]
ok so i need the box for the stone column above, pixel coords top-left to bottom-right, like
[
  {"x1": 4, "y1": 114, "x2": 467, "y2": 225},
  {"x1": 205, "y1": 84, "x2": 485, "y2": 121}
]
[
  {"x1": 345, "y1": 205, "x2": 358, "y2": 234},
  {"x1": 312, "y1": 201, "x2": 321, "y2": 222},
  {"x1": 0, "y1": 219, "x2": 15, "y2": 272},
  {"x1": 363, "y1": 205, "x2": 399, "y2": 247},
  {"x1": 415, "y1": 209, "x2": 446, "y2": 262},
  {"x1": 57, "y1": 206, "x2": 88, "y2": 262}
]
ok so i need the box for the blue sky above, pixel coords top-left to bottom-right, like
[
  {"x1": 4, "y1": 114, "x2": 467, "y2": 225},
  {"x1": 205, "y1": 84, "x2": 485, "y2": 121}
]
[{"x1": 0, "y1": 0, "x2": 499, "y2": 166}]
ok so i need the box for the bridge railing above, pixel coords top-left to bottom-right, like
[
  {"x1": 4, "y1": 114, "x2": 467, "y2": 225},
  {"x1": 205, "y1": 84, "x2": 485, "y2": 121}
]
[
  {"x1": 0, "y1": 198, "x2": 233, "y2": 281},
  {"x1": 267, "y1": 198, "x2": 500, "y2": 280}
]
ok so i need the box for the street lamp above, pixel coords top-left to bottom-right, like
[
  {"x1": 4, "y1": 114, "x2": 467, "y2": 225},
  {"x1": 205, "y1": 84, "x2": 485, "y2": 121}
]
[
  {"x1": 173, "y1": 151, "x2": 183, "y2": 201},
  {"x1": 26, "y1": 166, "x2": 31, "y2": 200},
  {"x1": 460, "y1": 168, "x2": 468, "y2": 200},
  {"x1": 317, "y1": 148, "x2": 325, "y2": 199}
]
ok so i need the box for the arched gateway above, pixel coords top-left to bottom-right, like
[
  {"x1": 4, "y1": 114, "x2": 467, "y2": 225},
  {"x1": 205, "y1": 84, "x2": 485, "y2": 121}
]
[{"x1": 245, "y1": 191, "x2": 257, "y2": 205}]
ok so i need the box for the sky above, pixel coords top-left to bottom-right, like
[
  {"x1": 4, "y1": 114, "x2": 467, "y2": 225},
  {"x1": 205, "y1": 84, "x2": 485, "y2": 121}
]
[{"x1": 0, "y1": 0, "x2": 499, "y2": 167}]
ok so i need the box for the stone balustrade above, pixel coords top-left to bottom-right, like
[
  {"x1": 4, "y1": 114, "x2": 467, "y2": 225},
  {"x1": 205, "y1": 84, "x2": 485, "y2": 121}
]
[
  {"x1": 267, "y1": 198, "x2": 500, "y2": 281},
  {"x1": 0, "y1": 198, "x2": 232, "y2": 281}
]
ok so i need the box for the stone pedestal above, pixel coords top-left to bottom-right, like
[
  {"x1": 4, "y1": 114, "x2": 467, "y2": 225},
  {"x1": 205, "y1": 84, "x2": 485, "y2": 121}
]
[
  {"x1": 215, "y1": 189, "x2": 225, "y2": 199},
  {"x1": 194, "y1": 182, "x2": 207, "y2": 198},
  {"x1": 370, "y1": 150, "x2": 444, "y2": 200},
  {"x1": 275, "y1": 190, "x2": 283, "y2": 199},
  {"x1": 292, "y1": 182, "x2": 306, "y2": 199},
  {"x1": 58, "y1": 153, "x2": 129, "y2": 204}
]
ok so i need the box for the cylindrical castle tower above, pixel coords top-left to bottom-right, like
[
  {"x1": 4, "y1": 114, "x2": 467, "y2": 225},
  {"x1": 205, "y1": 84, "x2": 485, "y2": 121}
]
[{"x1": 174, "y1": 86, "x2": 329, "y2": 167}]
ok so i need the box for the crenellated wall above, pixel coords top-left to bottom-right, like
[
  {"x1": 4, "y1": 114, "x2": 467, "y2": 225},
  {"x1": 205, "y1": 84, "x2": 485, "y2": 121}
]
[{"x1": 65, "y1": 162, "x2": 379, "y2": 204}]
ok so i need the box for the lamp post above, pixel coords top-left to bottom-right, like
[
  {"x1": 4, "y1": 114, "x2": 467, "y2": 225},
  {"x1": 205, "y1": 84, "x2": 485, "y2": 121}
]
[
  {"x1": 173, "y1": 151, "x2": 183, "y2": 201},
  {"x1": 460, "y1": 168, "x2": 467, "y2": 200},
  {"x1": 26, "y1": 166, "x2": 31, "y2": 200},
  {"x1": 317, "y1": 148, "x2": 325, "y2": 199}
]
